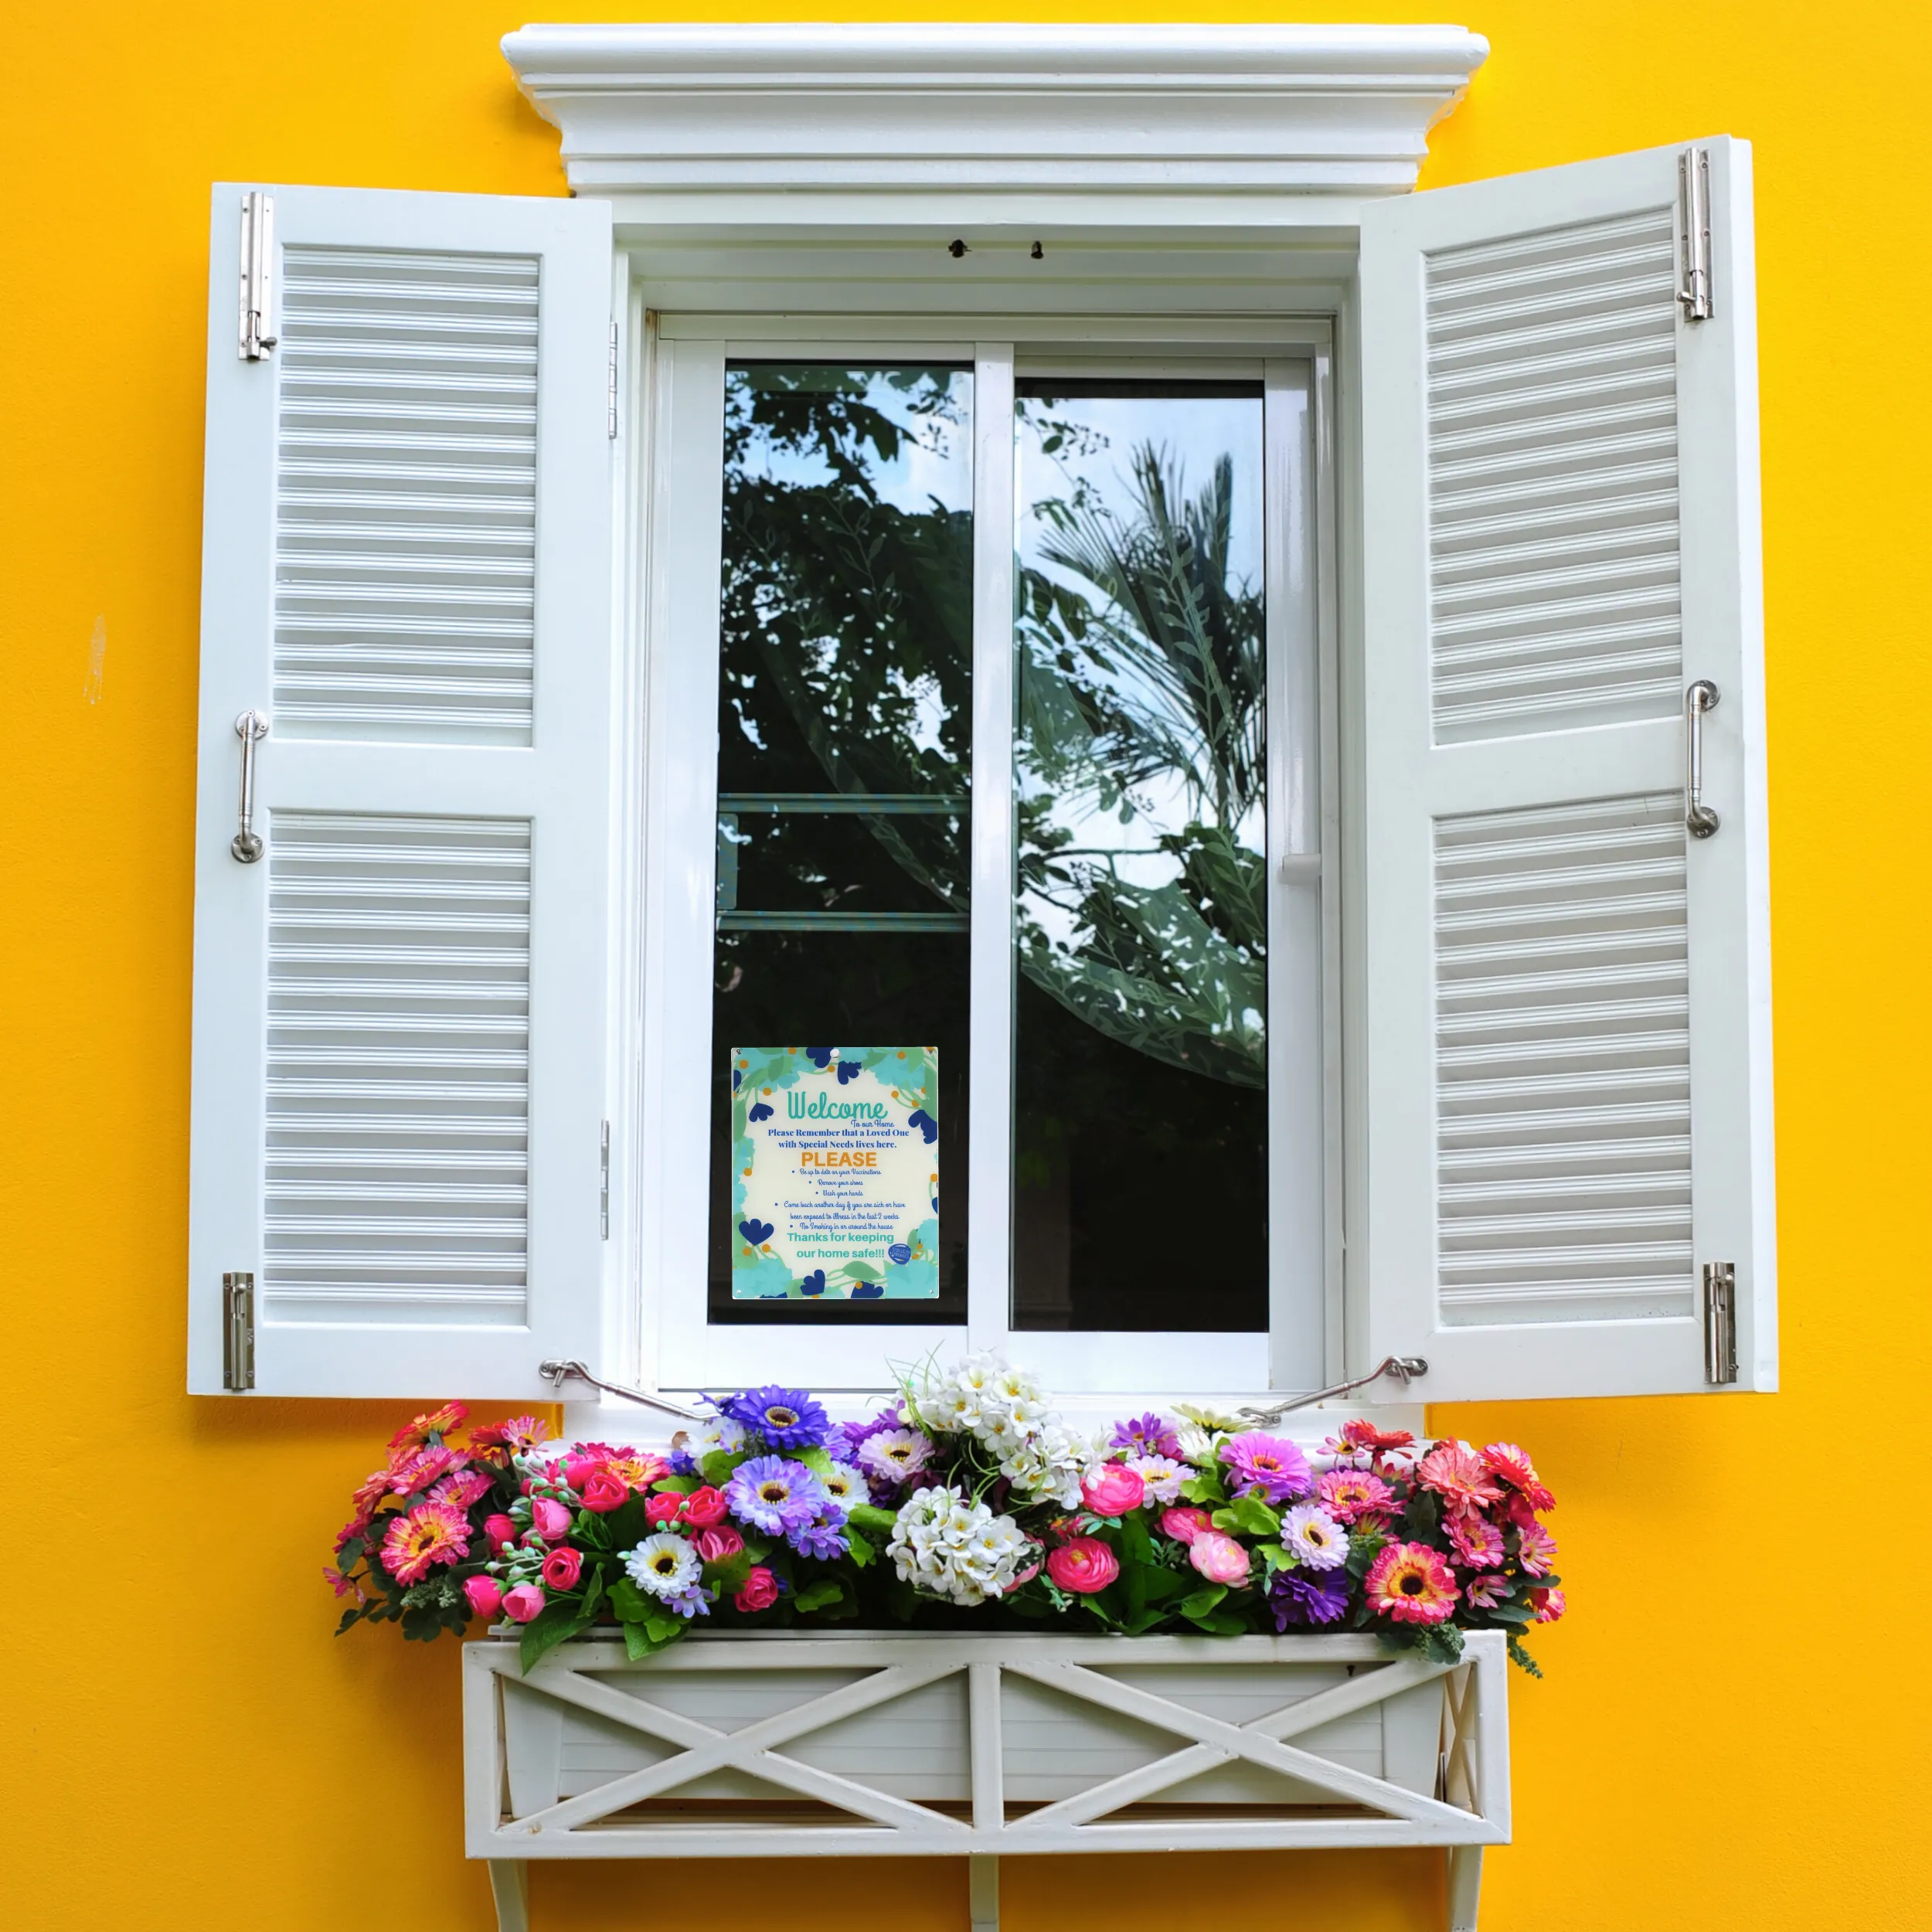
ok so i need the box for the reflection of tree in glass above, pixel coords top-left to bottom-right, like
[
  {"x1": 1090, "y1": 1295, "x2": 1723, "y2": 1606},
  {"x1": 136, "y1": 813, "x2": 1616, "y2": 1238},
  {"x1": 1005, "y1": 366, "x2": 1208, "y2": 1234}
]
[
  {"x1": 1017, "y1": 440, "x2": 1268, "y2": 1089},
  {"x1": 720, "y1": 367, "x2": 973, "y2": 915}
]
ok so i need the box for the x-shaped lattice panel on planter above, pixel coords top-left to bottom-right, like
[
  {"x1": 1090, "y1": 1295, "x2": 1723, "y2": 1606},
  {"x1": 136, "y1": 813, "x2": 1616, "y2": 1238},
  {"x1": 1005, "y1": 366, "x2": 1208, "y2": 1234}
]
[{"x1": 464, "y1": 1632, "x2": 1509, "y2": 1931}]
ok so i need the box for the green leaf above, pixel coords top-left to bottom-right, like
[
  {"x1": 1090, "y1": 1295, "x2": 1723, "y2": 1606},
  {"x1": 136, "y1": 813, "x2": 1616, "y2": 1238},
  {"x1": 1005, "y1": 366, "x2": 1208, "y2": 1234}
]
[
  {"x1": 1179, "y1": 1469, "x2": 1226, "y2": 1507},
  {"x1": 607, "y1": 1577, "x2": 650, "y2": 1624},
  {"x1": 1136, "y1": 1566, "x2": 1188, "y2": 1604},
  {"x1": 794, "y1": 1447, "x2": 835, "y2": 1479},
  {"x1": 793, "y1": 1578, "x2": 845, "y2": 1614},
  {"x1": 1506, "y1": 1635, "x2": 1544, "y2": 1679},
  {"x1": 702, "y1": 1550, "x2": 754, "y2": 1595},
  {"x1": 700, "y1": 1450, "x2": 745, "y2": 1488},
  {"x1": 1176, "y1": 1584, "x2": 1227, "y2": 1621},
  {"x1": 580, "y1": 1569, "x2": 607, "y2": 1624},
  {"x1": 848, "y1": 1503, "x2": 898, "y2": 1536},
  {"x1": 642, "y1": 1607, "x2": 684, "y2": 1645},
  {"x1": 334, "y1": 1605, "x2": 363, "y2": 1635},
  {"x1": 519, "y1": 1599, "x2": 583, "y2": 1673},
  {"x1": 600, "y1": 1496, "x2": 651, "y2": 1550},
  {"x1": 623, "y1": 1620, "x2": 656, "y2": 1662},
  {"x1": 1192, "y1": 1612, "x2": 1246, "y2": 1636},
  {"x1": 335, "y1": 1537, "x2": 366, "y2": 1570},
  {"x1": 845, "y1": 1528, "x2": 876, "y2": 1569}
]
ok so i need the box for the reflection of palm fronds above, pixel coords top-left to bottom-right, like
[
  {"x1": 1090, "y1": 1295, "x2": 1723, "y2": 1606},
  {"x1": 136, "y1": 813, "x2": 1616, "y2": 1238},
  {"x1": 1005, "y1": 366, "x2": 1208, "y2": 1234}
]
[
  {"x1": 1017, "y1": 441, "x2": 1270, "y2": 1087},
  {"x1": 1026, "y1": 444, "x2": 1265, "y2": 830}
]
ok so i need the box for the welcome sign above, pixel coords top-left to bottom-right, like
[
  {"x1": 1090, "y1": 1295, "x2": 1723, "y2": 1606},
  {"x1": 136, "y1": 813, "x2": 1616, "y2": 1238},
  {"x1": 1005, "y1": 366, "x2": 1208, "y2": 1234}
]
[{"x1": 730, "y1": 1046, "x2": 940, "y2": 1300}]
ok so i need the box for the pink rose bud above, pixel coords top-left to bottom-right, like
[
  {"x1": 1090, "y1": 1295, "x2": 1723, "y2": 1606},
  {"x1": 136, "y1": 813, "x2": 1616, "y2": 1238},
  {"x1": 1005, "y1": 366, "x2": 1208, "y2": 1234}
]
[
  {"x1": 529, "y1": 1496, "x2": 572, "y2": 1540},
  {"x1": 645, "y1": 1492, "x2": 685, "y2": 1526},
  {"x1": 563, "y1": 1454, "x2": 599, "y2": 1492},
  {"x1": 1187, "y1": 1529, "x2": 1250, "y2": 1585},
  {"x1": 692, "y1": 1526, "x2": 744, "y2": 1563},
  {"x1": 1159, "y1": 1505, "x2": 1215, "y2": 1545},
  {"x1": 463, "y1": 1575, "x2": 504, "y2": 1619},
  {"x1": 1046, "y1": 1536, "x2": 1121, "y2": 1594},
  {"x1": 484, "y1": 1513, "x2": 519, "y2": 1554},
  {"x1": 539, "y1": 1546, "x2": 583, "y2": 1590},
  {"x1": 1080, "y1": 1464, "x2": 1147, "y2": 1518},
  {"x1": 579, "y1": 1468, "x2": 631, "y2": 1514},
  {"x1": 679, "y1": 1485, "x2": 727, "y2": 1527},
  {"x1": 502, "y1": 1583, "x2": 546, "y2": 1624},
  {"x1": 733, "y1": 1566, "x2": 781, "y2": 1613}
]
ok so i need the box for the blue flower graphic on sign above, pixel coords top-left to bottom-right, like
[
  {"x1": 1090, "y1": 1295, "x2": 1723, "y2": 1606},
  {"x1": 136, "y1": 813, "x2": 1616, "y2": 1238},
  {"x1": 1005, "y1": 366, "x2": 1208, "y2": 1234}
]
[
  {"x1": 799, "y1": 1268, "x2": 826, "y2": 1296},
  {"x1": 907, "y1": 1108, "x2": 937, "y2": 1145},
  {"x1": 749, "y1": 1101, "x2": 774, "y2": 1123},
  {"x1": 739, "y1": 1218, "x2": 775, "y2": 1246},
  {"x1": 850, "y1": 1281, "x2": 885, "y2": 1300},
  {"x1": 805, "y1": 1046, "x2": 833, "y2": 1067}
]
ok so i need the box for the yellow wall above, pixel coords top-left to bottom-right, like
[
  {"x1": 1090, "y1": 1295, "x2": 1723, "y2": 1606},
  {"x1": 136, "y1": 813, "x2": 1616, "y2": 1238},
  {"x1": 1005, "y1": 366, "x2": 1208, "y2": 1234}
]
[{"x1": 6, "y1": 4, "x2": 1926, "y2": 1927}]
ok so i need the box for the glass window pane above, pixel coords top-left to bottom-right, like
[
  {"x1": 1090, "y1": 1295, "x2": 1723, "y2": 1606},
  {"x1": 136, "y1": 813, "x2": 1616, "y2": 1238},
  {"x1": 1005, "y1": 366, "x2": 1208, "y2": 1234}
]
[
  {"x1": 708, "y1": 365, "x2": 973, "y2": 1324},
  {"x1": 1012, "y1": 379, "x2": 1269, "y2": 1332}
]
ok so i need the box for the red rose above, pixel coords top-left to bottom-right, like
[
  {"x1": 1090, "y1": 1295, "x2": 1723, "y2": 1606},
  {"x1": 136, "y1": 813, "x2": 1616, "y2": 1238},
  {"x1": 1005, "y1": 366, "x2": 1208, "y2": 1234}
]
[
  {"x1": 540, "y1": 1546, "x2": 583, "y2": 1590},
  {"x1": 579, "y1": 1468, "x2": 630, "y2": 1513},
  {"x1": 679, "y1": 1485, "x2": 727, "y2": 1527},
  {"x1": 483, "y1": 1513, "x2": 519, "y2": 1554},
  {"x1": 733, "y1": 1566, "x2": 781, "y2": 1613},
  {"x1": 645, "y1": 1492, "x2": 684, "y2": 1526}
]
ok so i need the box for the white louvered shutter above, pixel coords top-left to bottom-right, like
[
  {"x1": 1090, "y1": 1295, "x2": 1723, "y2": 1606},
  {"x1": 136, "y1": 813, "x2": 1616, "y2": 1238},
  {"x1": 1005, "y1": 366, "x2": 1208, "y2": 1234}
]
[
  {"x1": 187, "y1": 185, "x2": 615, "y2": 1398},
  {"x1": 1357, "y1": 138, "x2": 1774, "y2": 1401}
]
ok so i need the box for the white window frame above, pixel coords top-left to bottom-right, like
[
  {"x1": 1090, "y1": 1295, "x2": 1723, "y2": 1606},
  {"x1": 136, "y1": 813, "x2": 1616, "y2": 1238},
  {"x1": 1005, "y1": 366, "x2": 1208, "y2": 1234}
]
[{"x1": 617, "y1": 315, "x2": 1342, "y2": 1404}]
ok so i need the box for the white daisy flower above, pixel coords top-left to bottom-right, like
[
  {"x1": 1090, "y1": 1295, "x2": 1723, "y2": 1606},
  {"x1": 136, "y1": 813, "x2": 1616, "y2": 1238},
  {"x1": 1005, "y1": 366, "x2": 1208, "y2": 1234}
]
[{"x1": 626, "y1": 1531, "x2": 702, "y2": 1600}]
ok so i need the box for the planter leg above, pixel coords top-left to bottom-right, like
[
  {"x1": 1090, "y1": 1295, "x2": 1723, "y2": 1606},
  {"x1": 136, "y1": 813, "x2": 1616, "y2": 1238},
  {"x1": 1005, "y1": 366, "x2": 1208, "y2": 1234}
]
[
  {"x1": 969, "y1": 1854, "x2": 998, "y2": 1931},
  {"x1": 1447, "y1": 1845, "x2": 1481, "y2": 1932},
  {"x1": 488, "y1": 1859, "x2": 530, "y2": 1932}
]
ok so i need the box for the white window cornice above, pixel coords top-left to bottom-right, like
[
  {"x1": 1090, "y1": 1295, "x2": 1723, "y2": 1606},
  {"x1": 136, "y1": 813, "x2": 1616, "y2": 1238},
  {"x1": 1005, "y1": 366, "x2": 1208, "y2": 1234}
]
[{"x1": 502, "y1": 22, "x2": 1489, "y2": 218}]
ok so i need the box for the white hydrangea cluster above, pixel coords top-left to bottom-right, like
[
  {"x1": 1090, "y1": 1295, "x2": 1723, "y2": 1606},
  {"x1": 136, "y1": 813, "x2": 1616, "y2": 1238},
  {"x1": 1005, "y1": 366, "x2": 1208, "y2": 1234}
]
[
  {"x1": 886, "y1": 1485, "x2": 1030, "y2": 1606},
  {"x1": 909, "y1": 1354, "x2": 1090, "y2": 1509}
]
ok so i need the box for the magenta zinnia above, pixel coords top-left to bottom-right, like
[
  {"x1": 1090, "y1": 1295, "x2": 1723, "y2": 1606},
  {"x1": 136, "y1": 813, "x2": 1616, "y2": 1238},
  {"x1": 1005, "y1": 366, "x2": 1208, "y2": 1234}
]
[
  {"x1": 1365, "y1": 1541, "x2": 1459, "y2": 1626},
  {"x1": 1219, "y1": 1433, "x2": 1313, "y2": 1504},
  {"x1": 380, "y1": 1502, "x2": 471, "y2": 1585}
]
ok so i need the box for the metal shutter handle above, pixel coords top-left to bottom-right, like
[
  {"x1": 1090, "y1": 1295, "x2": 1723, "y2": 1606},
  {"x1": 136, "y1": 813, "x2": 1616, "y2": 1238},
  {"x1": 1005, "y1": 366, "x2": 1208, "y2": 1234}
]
[
  {"x1": 231, "y1": 709, "x2": 269, "y2": 862},
  {"x1": 1685, "y1": 680, "x2": 1719, "y2": 839}
]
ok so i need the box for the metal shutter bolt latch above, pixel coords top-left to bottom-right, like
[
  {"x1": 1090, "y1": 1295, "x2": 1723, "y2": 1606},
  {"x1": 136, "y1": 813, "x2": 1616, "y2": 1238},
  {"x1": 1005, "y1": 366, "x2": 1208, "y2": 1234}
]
[
  {"x1": 231, "y1": 709, "x2": 269, "y2": 862},
  {"x1": 1685, "y1": 680, "x2": 1719, "y2": 838}
]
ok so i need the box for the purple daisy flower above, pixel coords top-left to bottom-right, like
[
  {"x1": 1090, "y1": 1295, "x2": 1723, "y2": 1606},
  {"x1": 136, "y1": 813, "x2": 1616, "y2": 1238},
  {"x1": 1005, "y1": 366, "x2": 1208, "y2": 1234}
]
[
  {"x1": 1270, "y1": 1568, "x2": 1350, "y2": 1630},
  {"x1": 725, "y1": 1455, "x2": 827, "y2": 1535},
  {"x1": 788, "y1": 1503, "x2": 849, "y2": 1562},
  {"x1": 1220, "y1": 1431, "x2": 1314, "y2": 1505},
  {"x1": 825, "y1": 1406, "x2": 903, "y2": 1464},
  {"x1": 720, "y1": 1385, "x2": 831, "y2": 1451},
  {"x1": 1110, "y1": 1412, "x2": 1182, "y2": 1460}
]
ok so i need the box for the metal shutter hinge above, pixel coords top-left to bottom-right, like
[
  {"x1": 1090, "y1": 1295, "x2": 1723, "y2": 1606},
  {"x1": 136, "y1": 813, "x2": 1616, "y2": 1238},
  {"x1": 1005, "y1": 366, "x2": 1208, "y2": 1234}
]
[
  {"x1": 600, "y1": 1120, "x2": 611, "y2": 1239},
  {"x1": 238, "y1": 192, "x2": 278, "y2": 360},
  {"x1": 607, "y1": 322, "x2": 620, "y2": 438},
  {"x1": 222, "y1": 1271, "x2": 256, "y2": 1390},
  {"x1": 1702, "y1": 1260, "x2": 1737, "y2": 1386},
  {"x1": 1677, "y1": 148, "x2": 1713, "y2": 322}
]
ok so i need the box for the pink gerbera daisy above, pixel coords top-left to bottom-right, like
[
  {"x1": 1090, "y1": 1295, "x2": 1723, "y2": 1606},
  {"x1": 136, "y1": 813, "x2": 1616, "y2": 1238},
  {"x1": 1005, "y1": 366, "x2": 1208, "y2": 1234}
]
[
  {"x1": 349, "y1": 1467, "x2": 393, "y2": 1518},
  {"x1": 1322, "y1": 1420, "x2": 1417, "y2": 1466},
  {"x1": 1482, "y1": 1442, "x2": 1556, "y2": 1512},
  {"x1": 1316, "y1": 1468, "x2": 1396, "y2": 1524},
  {"x1": 470, "y1": 1415, "x2": 551, "y2": 1469},
  {"x1": 1416, "y1": 1443, "x2": 1502, "y2": 1509},
  {"x1": 389, "y1": 1446, "x2": 466, "y2": 1497},
  {"x1": 1463, "y1": 1573, "x2": 1511, "y2": 1611},
  {"x1": 386, "y1": 1403, "x2": 468, "y2": 1454},
  {"x1": 1530, "y1": 1587, "x2": 1567, "y2": 1624},
  {"x1": 1515, "y1": 1520, "x2": 1558, "y2": 1578},
  {"x1": 1448, "y1": 1510, "x2": 1506, "y2": 1571},
  {"x1": 380, "y1": 1503, "x2": 471, "y2": 1585},
  {"x1": 1364, "y1": 1541, "x2": 1459, "y2": 1626},
  {"x1": 427, "y1": 1468, "x2": 492, "y2": 1513},
  {"x1": 1219, "y1": 1433, "x2": 1313, "y2": 1504}
]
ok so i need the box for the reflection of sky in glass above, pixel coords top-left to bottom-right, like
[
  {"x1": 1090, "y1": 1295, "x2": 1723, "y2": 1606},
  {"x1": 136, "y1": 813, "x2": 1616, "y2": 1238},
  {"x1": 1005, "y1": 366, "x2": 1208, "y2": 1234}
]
[
  {"x1": 726, "y1": 366, "x2": 972, "y2": 767},
  {"x1": 1015, "y1": 390, "x2": 1266, "y2": 960},
  {"x1": 729, "y1": 369, "x2": 972, "y2": 514}
]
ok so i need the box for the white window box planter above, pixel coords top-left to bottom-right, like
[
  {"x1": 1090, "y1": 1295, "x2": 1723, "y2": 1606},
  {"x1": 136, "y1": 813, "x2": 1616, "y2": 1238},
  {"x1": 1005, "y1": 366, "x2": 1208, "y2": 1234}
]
[{"x1": 465, "y1": 1628, "x2": 1509, "y2": 1930}]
